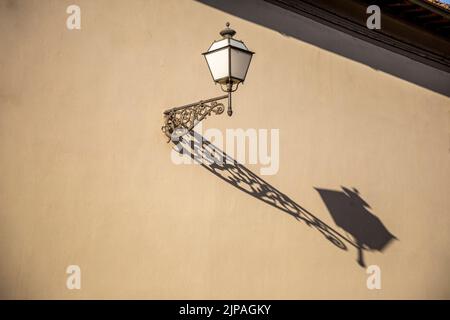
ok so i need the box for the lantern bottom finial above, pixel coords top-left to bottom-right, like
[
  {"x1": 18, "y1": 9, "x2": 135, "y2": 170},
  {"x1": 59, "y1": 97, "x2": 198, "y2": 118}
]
[{"x1": 227, "y1": 92, "x2": 232, "y2": 116}]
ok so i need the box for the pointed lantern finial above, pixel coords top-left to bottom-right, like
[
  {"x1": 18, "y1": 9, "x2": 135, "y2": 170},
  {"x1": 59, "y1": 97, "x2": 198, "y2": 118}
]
[{"x1": 220, "y1": 22, "x2": 236, "y2": 38}]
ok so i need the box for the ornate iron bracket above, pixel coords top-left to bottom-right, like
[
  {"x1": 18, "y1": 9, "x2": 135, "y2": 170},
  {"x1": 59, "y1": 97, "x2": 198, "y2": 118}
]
[{"x1": 162, "y1": 94, "x2": 228, "y2": 142}]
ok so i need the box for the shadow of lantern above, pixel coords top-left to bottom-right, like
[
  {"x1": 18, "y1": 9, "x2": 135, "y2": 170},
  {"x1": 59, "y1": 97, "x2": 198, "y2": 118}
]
[{"x1": 315, "y1": 187, "x2": 397, "y2": 267}]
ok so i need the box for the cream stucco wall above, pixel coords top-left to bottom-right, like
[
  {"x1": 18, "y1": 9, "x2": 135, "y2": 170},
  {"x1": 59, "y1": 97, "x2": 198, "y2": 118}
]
[{"x1": 0, "y1": 0, "x2": 449, "y2": 299}]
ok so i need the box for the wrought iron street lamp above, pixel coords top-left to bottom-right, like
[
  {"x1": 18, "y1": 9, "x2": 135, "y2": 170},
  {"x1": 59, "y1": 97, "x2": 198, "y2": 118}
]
[{"x1": 162, "y1": 23, "x2": 254, "y2": 141}]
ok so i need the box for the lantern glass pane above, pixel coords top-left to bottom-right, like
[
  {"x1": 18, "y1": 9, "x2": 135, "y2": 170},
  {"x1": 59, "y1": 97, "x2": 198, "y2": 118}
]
[
  {"x1": 204, "y1": 48, "x2": 229, "y2": 82},
  {"x1": 230, "y1": 48, "x2": 252, "y2": 82}
]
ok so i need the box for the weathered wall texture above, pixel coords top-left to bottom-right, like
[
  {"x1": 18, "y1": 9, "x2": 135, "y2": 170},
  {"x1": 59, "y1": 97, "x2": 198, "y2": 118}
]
[{"x1": 0, "y1": 0, "x2": 449, "y2": 299}]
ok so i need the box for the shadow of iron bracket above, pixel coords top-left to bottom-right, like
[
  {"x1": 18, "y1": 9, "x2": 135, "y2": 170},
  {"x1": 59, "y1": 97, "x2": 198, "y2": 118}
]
[{"x1": 162, "y1": 94, "x2": 228, "y2": 142}]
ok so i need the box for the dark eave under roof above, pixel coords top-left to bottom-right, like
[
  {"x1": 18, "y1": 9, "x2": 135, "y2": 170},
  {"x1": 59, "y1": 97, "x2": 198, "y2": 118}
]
[
  {"x1": 265, "y1": 0, "x2": 450, "y2": 72},
  {"x1": 358, "y1": 0, "x2": 450, "y2": 38}
]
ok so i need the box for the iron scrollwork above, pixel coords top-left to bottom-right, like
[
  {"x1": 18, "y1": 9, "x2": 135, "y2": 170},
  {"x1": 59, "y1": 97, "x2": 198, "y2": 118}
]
[{"x1": 162, "y1": 95, "x2": 228, "y2": 142}]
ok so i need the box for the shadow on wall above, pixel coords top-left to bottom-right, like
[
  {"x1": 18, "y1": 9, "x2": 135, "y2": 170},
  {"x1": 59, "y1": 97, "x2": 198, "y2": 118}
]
[
  {"x1": 173, "y1": 131, "x2": 397, "y2": 267},
  {"x1": 315, "y1": 187, "x2": 397, "y2": 267},
  {"x1": 196, "y1": 0, "x2": 450, "y2": 97}
]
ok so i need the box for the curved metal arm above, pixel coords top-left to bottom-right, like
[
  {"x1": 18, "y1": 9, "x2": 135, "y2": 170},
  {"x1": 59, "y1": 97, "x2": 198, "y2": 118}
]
[{"x1": 162, "y1": 94, "x2": 228, "y2": 142}]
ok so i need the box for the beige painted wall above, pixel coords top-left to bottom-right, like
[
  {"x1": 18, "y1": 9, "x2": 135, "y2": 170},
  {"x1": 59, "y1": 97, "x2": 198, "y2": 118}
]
[{"x1": 0, "y1": 0, "x2": 449, "y2": 299}]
